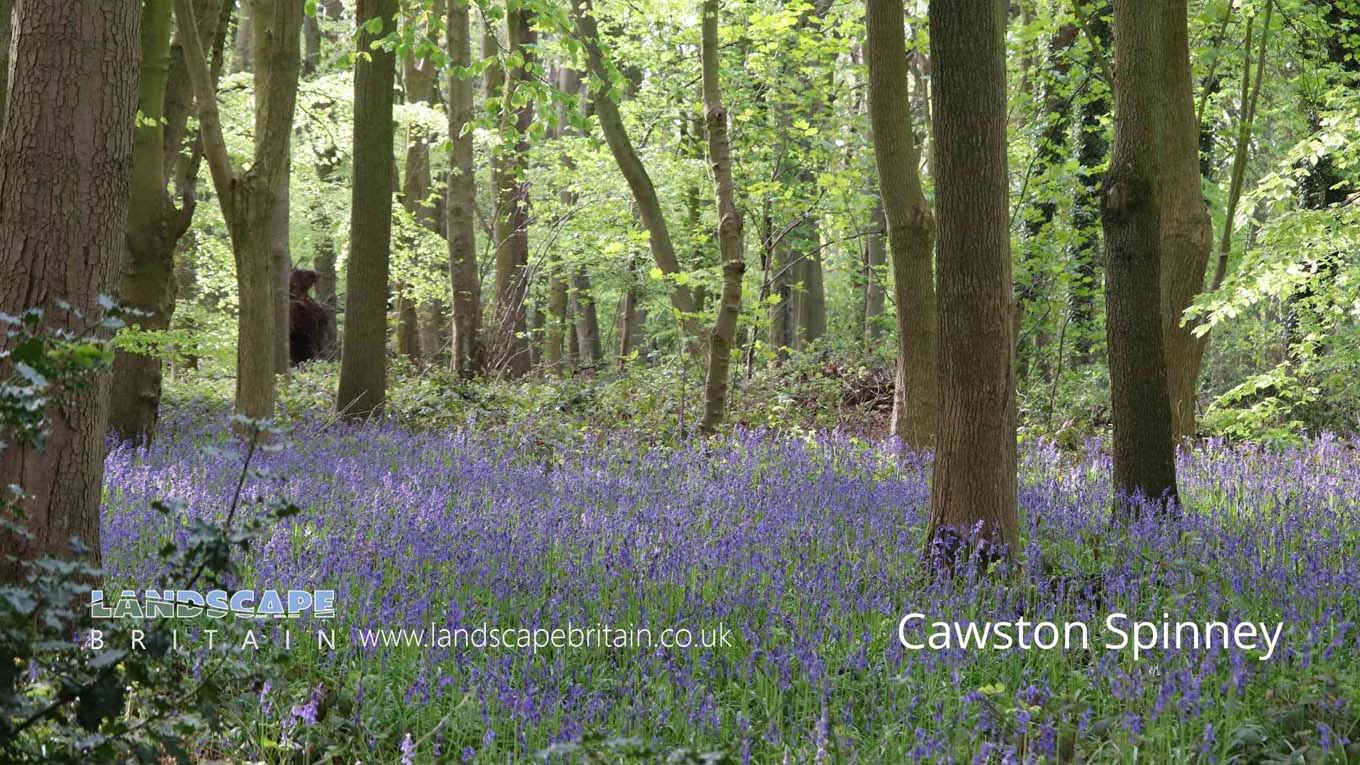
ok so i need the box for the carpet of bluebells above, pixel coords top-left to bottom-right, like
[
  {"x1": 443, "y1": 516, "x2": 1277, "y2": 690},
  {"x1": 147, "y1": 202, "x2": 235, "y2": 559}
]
[{"x1": 99, "y1": 404, "x2": 1360, "y2": 763}]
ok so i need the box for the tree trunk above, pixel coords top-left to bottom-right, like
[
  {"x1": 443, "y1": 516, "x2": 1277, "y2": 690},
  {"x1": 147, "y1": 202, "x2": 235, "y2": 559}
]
[
  {"x1": 110, "y1": 0, "x2": 226, "y2": 442},
  {"x1": 487, "y1": 8, "x2": 535, "y2": 377},
  {"x1": 447, "y1": 0, "x2": 481, "y2": 378},
  {"x1": 0, "y1": 0, "x2": 140, "y2": 578},
  {"x1": 698, "y1": 0, "x2": 745, "y2": 434},
  {"x1": 337, "y1": 0, "x2": 398, "y2": 418},
  {"x1": 1158, "y1": 0, "x2": 1213, "y2": 442},
  {"x1": 175, "y1": 0, "x2": 301, "y2": 420},
  {"x1": 617, "y1": 256, "x2": 643, "y2": 368},
  {"x1": 863, "y1": 199, "x2": 886, "y2": 342},
  {"x1": 396, "y1": 21, "x2": 442, "y2": 367},
  {"x1": 865, "y1": 0, "x2": 939, "y2": 449},
  {"x1": 571, "y1": 0, "x2": 704, "y2": 348},
  {"x1": 796, "y1": 222, "x2": 826, "y2": 345},
  {"x1": 303, "y1": 11, "x2": 321, "y2": 75},
  {"x1": 572, "y1": 268, "x2": 603, "y2": 368},
  {"x1": 545, "y1": 65, "x2": 583, "y2": 373},
  {"x1": 1017, "y1": 24, "x2": 1077, "y2": 381},
  {"x1": 232, "y1": 0, "x2": 253, "y2": 73},
  {"x1": 1103, "y1": 0, "x2": 1180, "y2": 516},
  {"x1": 1067, "y1": 0, "x2": 1110, "y2": 365},
  {"x1": 922, "y1": 0, "x2": 1018, "y2": 563}
]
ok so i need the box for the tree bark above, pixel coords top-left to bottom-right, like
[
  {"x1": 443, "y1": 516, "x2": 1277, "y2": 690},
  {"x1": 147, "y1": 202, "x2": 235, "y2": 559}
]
[
  {"x1": 303, "y1": 11, "x2": 321, "y2": 75},
  {"x1": 110, "y1": 0, "x2": 226, "y2": 442},
  {"x1": 572, "y1": 268, "x2": 603, "y2": 368},
  {"x1": 863, "y1": 199, "x2": 886, "y2": 342},
  {"x1": 174, "y1": 0, "x2": 302, "y2": 420},
  {"x1": 337, "y1": 0, "x2": 398, "y2": 418},
  {"x1": 570, "y1": 0, "x2": 704, "y2": 348},
  {"x1": 796, "y1": 222, "x2": 826, "y2": 345},
  {"x1": 396, "y1": 14, "x2": 443, "y2": 367},
  {"x1": 698, "y1": 0, "x2": 745, "y2": 434},
  {"x1": 1158, "y1": 0, "x2": 1214, "y2": 442},
  {"x1": 1103, "y1": 0, "x2": 1180, "y2": 516},
  {"x1": 865, "y1": 0, "x2": 939, "y2": 449},
  {"x1": 446, "y1": 0, "x2": 481, "y2": 377},
  {"x1": 487, "y1": 8, "x2": 535, "y2": 377},
  {"x1": 0, "y1": 0, "x2": 141, "y2": 577},
  {"x1": 0, "y1": 0, "x2": 11, "y2": 129},
  {"x1": 1067, "y1": 0, "x2": 1110, "y2": 365},
  {"x1": 233, "y1": 0, "x2": 253, "y2": 73},
  {"x1": 922, "y1": 0, "x2": 1018, "y2": 563}
]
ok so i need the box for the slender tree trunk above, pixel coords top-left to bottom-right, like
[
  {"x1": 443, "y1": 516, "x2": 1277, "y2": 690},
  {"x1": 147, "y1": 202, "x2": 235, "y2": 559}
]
[
  {"x1": 447, "y1": 0, "x2": 481, "y2": 377},
  {"x1": 1017, "y1": 24, "x2": 1077, "y2": 381},
  {"x1": 396, "y1": 17, "x2": 442, "y2": 367},
  {"x1": 546, "y1": 65, "x2": 583, "y2": 373},
  {"x1": 233, "y1": 0, "x2": 253, "y2": 73},
  {"x1": 488, "y1": 8, "x2": 535, "y2": 377},
  {"x1": 572, "y1": 269, "x2": 603, "y2": 368},
  {"x1": 1159, "y1": 0, "x2": 1214, "y2": 442},
  {"x1": 865, "y1": 0, "x2": 939, "y2": 449},
  {"x1": 698, "y1": 0, "x2": 745, "y2": 434},
  {"x1": 175, "y1": 0, "x2": 301, "y2": 420},
  {"x1": 571, "y1": 0, "x2": 704, "y2": 348},
  {"x1": 270, "y1": 153, "x2": 292, "y2": 374},
  {"x1": 110, "y1": 0, "x2": 226, "y2": 442},
  {"x1": 1068, "y1": 1, "x2": 1110, "y2": 365},
  {"x1": 617, "y1": 256, "x2": 643, "y2": 367},
  {"x1": 797, "y1": 221, "x2": 826, "y2": 345},
  {"x1": 337, "y1": 0, "x2": 398, "y2": 418},
  {"x1": 922, "y1": 0, "x2": 1018, "y2": 563},
  {"x1": 863, "y1": 199, "x2": 886, "y2": 342},
  {"x1": 1191, "y1": 6, "x2": 1270, "y2": 389},
  {"x1": 1103, "y1": 0, "x2": 1180, "y2": 516},
  {"x1": 303, "y1": 11, "x2": 321, "y2": 74},
  {"x1": 0, "y1": 0, "x2": 140, "y2": 578}
]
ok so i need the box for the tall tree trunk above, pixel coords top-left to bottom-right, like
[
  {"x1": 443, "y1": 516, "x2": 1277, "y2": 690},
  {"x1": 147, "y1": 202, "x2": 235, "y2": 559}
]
[
  {"x1": 233, "y1": 0, "x2": 253, "y2": 73},
  {"x1": 1191, "y1": 6, "x2": 1270, "y2": 389},
  {"x1": 922, "y1": 0, "x2": 1018, "y2": 563},
  {"x1": 447, "y1": 0, "x2": 481, "y2": 377},
  {"x1": 1103, "y1": 0, "x2": 1180, "y2": 516},
  {"x1": 396, "y1": 16, "x2": 442, "y2": 367},
  {"x1": 545, "y1": 65, "x2": 583, "y2": 373},
  {"x1": 270, "y1": 153, "x2": 292, "y2": 374},
  {"x1": 863, "y1": 198, "x2": 886, "y2": 342},
  {"x1": 337, "y1": 0, "x2": 398, "y2": 418},
  {"x1": 865, "y1": 0, "x2": 939, "y2": 449},
  {"x1": 176, "y1": 0, "x2": 301, "y2": 420},
  {"x1": 303, "y1": 11, "x2": 321, "y2": 74},
  {"x1": 1158, "y1": 0, "x2": 1213, "y2": 442},
  {"x1": 1067, "y1": 0, "x2": 1110, "y2": 365},
  {"x1": 698, "y1": 0, "x2": 745, "y2": 434},
  {"x1": 571, "y1": 0, "x2": 704, "y2": 348},
  {"x1": 572, "y1": 268, "x2": 603, "y2": 368},
  {"x1": 0, "y1": 0, "x2": 140, "y2": 578},
  {"x1": 487, "y1": 8, "x2": 535, "y2": 377},
  {"x1": 1017, "y1": 24, "x2": 1077, "y2": 381},
  {"x1": 617, "y1": 255, "x2": 643, "y2": 368},
  {"x1": 796, "y1": 222, "x2": 825, "y2": 345},
  {"x1": 110, "y1": 0, "x2": 226, "y2": 442}
]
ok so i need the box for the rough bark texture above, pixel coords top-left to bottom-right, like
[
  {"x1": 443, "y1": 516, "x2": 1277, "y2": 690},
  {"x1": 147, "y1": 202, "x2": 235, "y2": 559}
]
[
  {"x1": 110, "y1": 0, "x2": 225, "y2": 442},
  {"x1": 337, "y1": 0, "x2": 398, "y2": 418},
  {"x1": 865, "y1": 0, "x2": 939, "y2": 449},
  {"x1": 1158, "y1": 0, "x2": 1214, "y2": 442},
  {"x1": 487, "y1": 8, "x2": 536, "y2": 377},
  {"x1": 0, "y1": 0, "x2": 11, "y2": 128},
  {"x1": 0, "y1": 0, "x2": 141, "y2": 577},
  {"x1": 571, "y1": 0, "x2": 703, "y2": 347},
  {"x1": 698, "y1": 0, "x2": 745, "y2": 434},
  {"x1": 175, "y1": 0, "x2": 301, "y2": 420},
  {"x1": 922, "y1": 0, "x2": 1018, "y2": 562},
  {"x1": 1103, "y1": 0, "x2": 1180, "y2": 515},
  {"x1": 446, "y1": 0, "x2": 481, "y2": 378}
]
